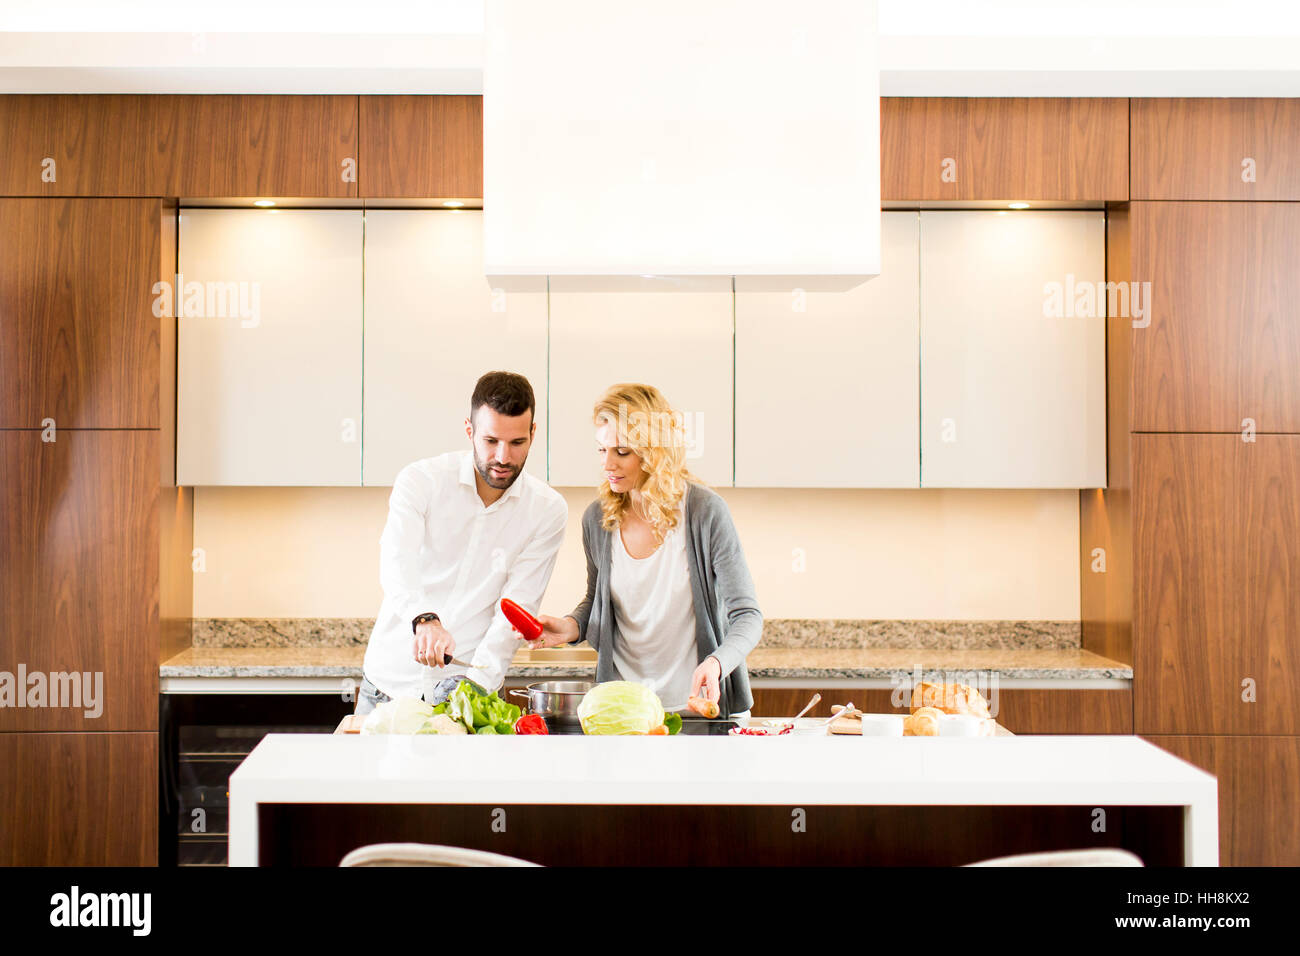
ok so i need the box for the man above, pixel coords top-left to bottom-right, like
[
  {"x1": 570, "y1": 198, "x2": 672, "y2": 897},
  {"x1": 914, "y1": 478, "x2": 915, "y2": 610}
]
[{"x1": 357, "y1": 371, "x2": 567, "y2": 714}]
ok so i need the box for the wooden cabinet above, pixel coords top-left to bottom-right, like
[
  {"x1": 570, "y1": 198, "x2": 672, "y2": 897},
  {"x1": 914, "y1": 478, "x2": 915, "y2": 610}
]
[
  {"x1": 177, "y1": 209, "x2": 363, "y2": 485},
  {"x1": 1130, "y1": 202, "x2": 1300, "y2": 433},
  {"x1": 1144, "y1": 735, "x2": 1300, "y2": 866},
  {"x1": 1133, "y1": 434, "x2": 1300, "y2": 735},
  {"x1": 734, "y1": 212, "x2": 920, "y2": 488},
  {"x1": 0, "y1": 430, "x2": 158, "y2": 732},
  {"x1": 361, "y1": 210, "x2": 548, "y2": 485},
  {"x1": 360, "y1": 95, "x2": 482, "y2": 199},
  {"x1": 1131, "y1": 99, "x2": 1300, "y2": 200},
  {"x1": 0, "y1": 94, "x2": 358, "y2": 198},
  {"x1": 881, "y1": 98, "x2": 1129, "y2": 201},
  {"x1": 177, "y1": 95, "x2": 358, "y2": 198},
  {"x1": 748, "y1": 685, "x2": 1132, "y2": 733},
  {"x1": 919, "y1": 210, "x2": 1106, "y2": 488},
  {"x1": 0, "y1": 94, "x2": 185, "y2": 196},
  {"x1": 0, "y1": 732, "x2": 157, "y2": 865},
  {"x1": 0, "y1": 198, "x2": 161, "y2": 428},
  {"x1": 547, "y1": 280, "x2": 734, "y2": 487}
]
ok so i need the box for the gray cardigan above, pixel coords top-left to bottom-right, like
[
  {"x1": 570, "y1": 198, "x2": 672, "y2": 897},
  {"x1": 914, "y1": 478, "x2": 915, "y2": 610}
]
[{"x1": 566, "y1": 482, "x2": 762, "y2": 716}]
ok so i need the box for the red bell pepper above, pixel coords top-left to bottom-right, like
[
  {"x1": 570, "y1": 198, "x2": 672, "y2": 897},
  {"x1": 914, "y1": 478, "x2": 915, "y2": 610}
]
[
  {"x1": 500, "y1": 598, "x2": 544, "y2": 642},
  {"x1": 514, "y1": 714, "x2": 549, "y2": 735}
]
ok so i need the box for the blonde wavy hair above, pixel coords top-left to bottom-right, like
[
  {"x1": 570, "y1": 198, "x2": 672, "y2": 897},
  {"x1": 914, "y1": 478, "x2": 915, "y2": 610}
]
[{"x1": 593, "y1": 383, "x2": 700, "y2": 541}]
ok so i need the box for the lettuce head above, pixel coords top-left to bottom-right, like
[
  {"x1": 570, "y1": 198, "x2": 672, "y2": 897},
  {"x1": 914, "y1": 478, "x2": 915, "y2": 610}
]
[{"x1": 577, "y1": 681, "x2": 666, "y2": 735}]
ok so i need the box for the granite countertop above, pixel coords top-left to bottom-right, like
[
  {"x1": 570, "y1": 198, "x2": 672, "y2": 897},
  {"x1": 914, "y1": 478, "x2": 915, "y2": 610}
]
[{"x1": 160, "y1": 644, "x2": 1132, "y2": 680}]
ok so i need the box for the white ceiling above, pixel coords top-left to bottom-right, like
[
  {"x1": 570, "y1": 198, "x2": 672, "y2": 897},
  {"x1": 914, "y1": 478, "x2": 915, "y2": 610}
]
[{"x1": 2, "y1": 0, "x2": 1299, "y2": 95}]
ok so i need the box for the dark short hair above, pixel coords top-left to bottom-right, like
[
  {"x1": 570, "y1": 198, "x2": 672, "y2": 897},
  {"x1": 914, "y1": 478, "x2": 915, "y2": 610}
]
[{"x1": 470, "y1": 371, "x2": 536, "y2": 426}]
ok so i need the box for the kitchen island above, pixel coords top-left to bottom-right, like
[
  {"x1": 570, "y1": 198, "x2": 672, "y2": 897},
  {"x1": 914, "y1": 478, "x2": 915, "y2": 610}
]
[{"x1": 228, "y1": 733, "x2": 1217, "y2": 866}]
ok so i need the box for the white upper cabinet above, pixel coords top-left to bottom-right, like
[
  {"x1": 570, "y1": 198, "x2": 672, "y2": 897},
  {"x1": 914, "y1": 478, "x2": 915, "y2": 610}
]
[
  {"x1": 177, "y1": 209, "x2": 363, "y2": 486},
  {"x1": 919, "y1": 211, "x2": 1106, "y2": 488},
  {"x1": 547, "y1": 280, "x2": 734, "y2": 488},
  {"x1": 361, "y1": 211, "x2": 548, "y2": 486},
  {"x1": 735, "y1": 212, "x2": 921, "y2": 488}
]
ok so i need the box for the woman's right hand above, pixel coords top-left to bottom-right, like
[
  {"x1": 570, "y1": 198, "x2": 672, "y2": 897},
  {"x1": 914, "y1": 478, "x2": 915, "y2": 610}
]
[{"x1": 520, "y1": 614, "x2": 580, "y2": 648}]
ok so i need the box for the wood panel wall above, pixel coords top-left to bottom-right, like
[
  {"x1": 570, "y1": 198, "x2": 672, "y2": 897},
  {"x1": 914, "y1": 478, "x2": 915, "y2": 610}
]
[
  {"x1": 1133, "y1": 434, "x2": 1300, "y2": 734},
  {"x1": 359, "y1": 95, "x2": 483, "y2": 198},
  {"x1": 1125, "y1": 99, "x2": 1300, "y2": 866},
  {"x1": 1144, "y1": 735, "x2": 1300, "y2": 866},
  {"x1": 0, "y1": 188, "x2": 174, "y2": 862},
  {"x1": 0, "y1": 430, "x2": 160, "y2": 731},
  {"x1": 158, "y1": 200, "x2": 194, "y2": 663},
  {"x1": 0, "y1": 733, "x2": 157, "y2": 865},
  {"x1": 881, "y1": 97, "x2": 1129, "y2": 201},
  {"x1": 0, "y1": 199, "x2": 161, "y2": 426},
  {"x1": 0, "y1": 95, "x2": 358, "y2": 198},
  {"x1": 0, "y1": 94, "x2": 483, "y2": 200},
  {"x1": 748, "y1": 687, "x2": 1133, "y2": 735},
  {"x1": 1079, "y1": 203, "x2": 1134, "y2": 668},
  {"x1": 1131, "y1": 98, "x2": 1300, "y2": 200},
  {"x1": 1130, "y1": 202, "x2": 1300, "y2": 432}
]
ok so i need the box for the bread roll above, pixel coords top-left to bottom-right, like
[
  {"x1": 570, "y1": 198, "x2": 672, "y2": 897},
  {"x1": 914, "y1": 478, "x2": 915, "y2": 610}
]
[
  {"x1": 909, "y1": 682, "x2": 991, "y2": 719},
  {"x1": 904, "y1": 706, "x2": 943, "y2": 737}
]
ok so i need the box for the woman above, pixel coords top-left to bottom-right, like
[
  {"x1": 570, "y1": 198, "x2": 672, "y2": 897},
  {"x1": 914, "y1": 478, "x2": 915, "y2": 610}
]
[{"x1": 530, "y1": 383, "x2": 762, "y2": 717}]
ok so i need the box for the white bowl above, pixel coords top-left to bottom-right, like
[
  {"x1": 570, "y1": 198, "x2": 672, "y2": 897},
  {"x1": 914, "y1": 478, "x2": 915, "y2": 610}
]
[
  {"x1": 857, "y1": 714, "x2": 905, "y2": 737},
  {"x1": 731, "y1": 716, "x2": 811, "y2": 736},
  {"x1": 789, "y1": 717, "x2": 834, "y2": 736}
]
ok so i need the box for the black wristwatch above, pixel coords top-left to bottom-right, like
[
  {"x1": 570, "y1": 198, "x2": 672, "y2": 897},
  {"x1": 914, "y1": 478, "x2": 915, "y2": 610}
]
[{"x1": 411, "y1": 612, "x2": 441, "y2": 634}]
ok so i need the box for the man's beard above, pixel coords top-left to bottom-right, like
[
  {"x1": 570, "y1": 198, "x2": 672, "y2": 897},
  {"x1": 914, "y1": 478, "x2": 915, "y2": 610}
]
[{"x1": 476, "y1": 454, "x2": 523, "y2": 490}]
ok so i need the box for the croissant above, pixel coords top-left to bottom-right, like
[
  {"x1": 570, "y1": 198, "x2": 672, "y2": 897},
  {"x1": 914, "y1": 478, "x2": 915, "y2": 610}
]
[
  {"x1": 910, "y1": 682, "x2": 990, "y2": 719},
  {"x1": 904, "y1": 706, "x2": 943, "y2": 736}
]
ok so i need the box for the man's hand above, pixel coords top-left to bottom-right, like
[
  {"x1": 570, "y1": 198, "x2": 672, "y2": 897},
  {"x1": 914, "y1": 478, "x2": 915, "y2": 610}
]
[
  {"x1": 512, "y1": 614, "x2": 580, "y2": 648},
  {"x1": 689, "y1": 656, "x2": 722, "y2": 703},
  {"x1": 413, "y1": 620, "x2": 456, "y2": 667}
]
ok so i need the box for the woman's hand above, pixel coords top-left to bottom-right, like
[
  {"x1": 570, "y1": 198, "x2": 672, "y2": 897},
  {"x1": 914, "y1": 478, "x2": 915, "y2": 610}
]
[
  {"x1": 514, "y1": 614, "x2": 580, "y2": 648},
  {"x1": 690, "y1": 656, "x2": 723, "y2": 703}
]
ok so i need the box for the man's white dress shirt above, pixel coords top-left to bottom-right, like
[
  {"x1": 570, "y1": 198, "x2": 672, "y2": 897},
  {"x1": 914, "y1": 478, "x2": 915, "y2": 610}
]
[{"x1": 363, "y1": 450, "x2": 567, "y2": 699}]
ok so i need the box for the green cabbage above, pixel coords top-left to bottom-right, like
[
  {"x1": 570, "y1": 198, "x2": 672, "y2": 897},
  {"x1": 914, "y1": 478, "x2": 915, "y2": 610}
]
[{"x1": 577, "y1": 681, "x2": 666, "y2": 735}]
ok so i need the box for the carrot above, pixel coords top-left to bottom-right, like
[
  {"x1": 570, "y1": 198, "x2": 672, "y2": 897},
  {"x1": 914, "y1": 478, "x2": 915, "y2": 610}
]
[{"x1": 687, "y1": 695, "x2": 720, "y2": 719}]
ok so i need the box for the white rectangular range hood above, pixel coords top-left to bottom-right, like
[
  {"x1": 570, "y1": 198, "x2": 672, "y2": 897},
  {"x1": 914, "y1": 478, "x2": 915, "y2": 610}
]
[{"x1": 483, "y1": 0, "x2": 880, "y2": 290}]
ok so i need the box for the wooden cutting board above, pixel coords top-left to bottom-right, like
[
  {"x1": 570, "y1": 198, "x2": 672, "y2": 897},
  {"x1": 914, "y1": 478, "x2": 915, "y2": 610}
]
[
  {"x1": 829, "y1": 713, "x2": 866, "y2": 734},
  {"x1": 828, "y1": 712, "x2": 1012, "y2": 736}
]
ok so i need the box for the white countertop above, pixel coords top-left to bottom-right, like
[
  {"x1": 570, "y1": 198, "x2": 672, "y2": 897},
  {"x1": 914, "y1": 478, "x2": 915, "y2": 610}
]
[{"x1": 228, "y1": 733, "x2": 1218, "y2": 865}]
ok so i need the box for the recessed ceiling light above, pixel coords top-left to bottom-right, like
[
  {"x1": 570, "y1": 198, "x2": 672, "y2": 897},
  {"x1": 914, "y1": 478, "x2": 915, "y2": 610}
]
[
  {"x1": 253, "y1": 199, "x2": 276, "y2": 207},
  {"x1": 443, "y1": 200, "x2": 465, "y2": 208},
  {"x1": 1008, "y1": 202, "x2": 1031, "y2": 210}
]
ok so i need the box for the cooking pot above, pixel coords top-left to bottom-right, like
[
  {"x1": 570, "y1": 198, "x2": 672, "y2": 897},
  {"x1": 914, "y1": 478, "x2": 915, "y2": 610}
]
[{"x1": 509, "y1": 680, "x2": 594, "y2": 723}]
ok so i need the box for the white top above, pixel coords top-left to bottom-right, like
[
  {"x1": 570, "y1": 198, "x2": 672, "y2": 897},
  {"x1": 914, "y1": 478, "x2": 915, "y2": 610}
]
[
  {"x1": 228, "y1": 735, "x2": 1220, "y2": 866},
  {"x1": 362, "y1": 450, "x2": 567, "y2": 698},
  {"x1": 609, "y1": 503, "x2": 698, "y2": 710}
]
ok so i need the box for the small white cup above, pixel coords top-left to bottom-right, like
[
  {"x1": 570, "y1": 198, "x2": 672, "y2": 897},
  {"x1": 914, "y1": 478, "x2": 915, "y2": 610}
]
[
  {"x1": 937, "y1": 714, "x2": 987, "y2": 737},
  {"x1": 858, "y1": 714, "x2": 905, "y2": 737}
]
